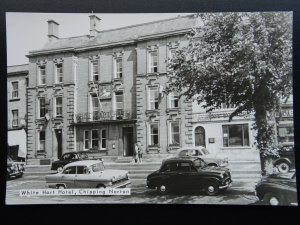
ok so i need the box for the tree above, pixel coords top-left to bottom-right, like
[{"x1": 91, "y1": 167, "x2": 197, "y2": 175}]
[{"x1": 166, "y1": 12, "x2": 292, "y2": 175}]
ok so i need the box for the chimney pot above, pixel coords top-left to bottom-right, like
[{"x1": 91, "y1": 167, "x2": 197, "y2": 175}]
[
  {"x1": 89, "y1": 15, "x2": 101, "y2": 37},
  {"x1": 47, "y1": 19, "x2": 59, "y2": 41}
]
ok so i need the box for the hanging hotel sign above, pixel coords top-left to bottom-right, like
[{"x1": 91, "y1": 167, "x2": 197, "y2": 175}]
[{"x1": 194, "y1": 111, "x2": 253, "y2": 122}]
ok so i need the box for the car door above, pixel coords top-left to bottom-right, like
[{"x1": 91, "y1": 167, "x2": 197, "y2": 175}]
[
  {"x1": 61, "y1": 166, "x2": 77, "y2": 188},
  {"x1": 177, "y1": 162, "x2": 197, "y2": 190},
  {"x1": 74, "y1": 166, "x2": 93, "y2": 188}
]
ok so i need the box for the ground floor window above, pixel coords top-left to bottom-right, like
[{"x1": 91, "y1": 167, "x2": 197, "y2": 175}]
[
  {"x1": 169, "y1": 121, "x2": 180, "y2": 145},
  {"x1": 84, "y1": 129, "x2": 107, "y2": 150},
  {"x1": 277, "y1": 125, "x2": 294, "y2": 144},
  {"x1": 222, "y1": 124, "x2": 249, "y2": 147},
  {"x1": 149, "y1": 123, "x2": 159, "y2": 146},
  {"x1": 39, "y1": 131, "x2": 46, "y2": 151}
]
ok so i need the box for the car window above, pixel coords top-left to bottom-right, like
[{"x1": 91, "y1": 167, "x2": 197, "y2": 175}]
[
  {"x1": 161, "y1": 163, "x2": 172, "y2": 172},
  {"x1": 193, "y1": 158, "x2": 206, "y2": 168},
  {"x1": 63, "y1": 154, "x2": 70, "y2": 160},
  {"x1": 179, "y1": 162, "x2": 193, "y2": 172},
  {"x1": 201, "y1": 148, "x2": 210, "y2": 155},
  {"x1": 69, "y1": 153, "x2": 78, "y2": 160},
  {"x1": 63, "y1": 166, "x2": 76, "y2": 174},
  {"x1": 80, "y1": 153, "x2": 89, "y2": 159},
  {"x1": 77, "y1": 166, "x2": 87, "y2": 174},
  {"x1": 90, "y1": 162, "x2": 105, "y2": 172},
  {"x1": 178, "y1": 150, "x2": 188, "y2": 157}
]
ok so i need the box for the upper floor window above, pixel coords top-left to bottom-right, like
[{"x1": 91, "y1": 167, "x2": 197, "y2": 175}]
[
  {"x1": 55, "y1": 64, "x2": 63, "y2": 83},
  {"x1": 148, "y1": 86, "x2": 159, "y2": 110},
  {"x1": 115, "y1": 91, "x2": 123, "y2": 111},
  {"x1": 11, "y1": 81, "x2": 19, "y2": 99},
  {"x1": 149, "y1": 51, "x2": 158, "y2": 73},
  {"x1": 38, "y1": 65, "x2": 46, "y2": 85},
  {"x1": 115, "y1": 57, "x2": 123, "y2": 79},
  {"x1": 39, "y1": 98, "x2": 46, "y2": 118},
  {"x1": 90, "y1": 94, "x2": 100, "y2": 120},
  {"x1": 12, "y1": 110, "x2": 18, "y2": 128},
  {"x1": 55, "y1": 97, "x2": 63, "y2": 117},
  {"x1": 91, "y1": 60, "x2": 99, "y2": 82},
  {"x1": 168, "y1": 92, "x2": 179, "y2": 108},
  {"x1": 222, "y1": 124, "x2": 249, "y2": 147}
]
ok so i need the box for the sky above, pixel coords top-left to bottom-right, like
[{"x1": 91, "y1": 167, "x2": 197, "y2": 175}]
[{"x1": 6, "y1": 13, "x2": 193, "y2": 66}]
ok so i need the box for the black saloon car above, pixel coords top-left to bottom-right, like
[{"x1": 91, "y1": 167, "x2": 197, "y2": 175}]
[
  {"x1": 51, "y1": 151, "x2": 90, "y2": 173},
  {"x1": 273, "y1": 146, "x2": 295, "y2": 173},
  {"x1": 255, "y1": 172, "x2": 297, "y2": 206},
  {"x1": 146, "y1": 157, "x2": 232, "y2": 195},
  {"x1": 7, "y1": 156, "x2": 25, "y2": 179}
]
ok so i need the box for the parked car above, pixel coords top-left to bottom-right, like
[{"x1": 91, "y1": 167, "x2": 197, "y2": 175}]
[
  {"x1": 173, "y1": 147, "x2": 229, "y2": 167},
  {"x1": 273, "y1": 146, "x2": 295, "y2": 173},
  {"x1": 51, "y1": 151, "x2": 91, "y2": 173},
  {"x1": 46, "y1": 160, "x2": 131, "y2": 189},
  {"x1": 255, "y1": 172, "x2": 297, "y2": 206},
  {"x1": 147, "y1": 157, "x2": 232, "y2": 195},
  {"x1": 7, "y1": 156, "x2": 25, "y2": 179}
]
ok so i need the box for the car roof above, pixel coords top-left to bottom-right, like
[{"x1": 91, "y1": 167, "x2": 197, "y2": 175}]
[
  {"x1": 63, "y1": 151, "x2": 88, "y2": 155},
  {"x1": 174, "y1": 146, "x2": 206, "y2": 153},
  {"x1": 64, "y1": 160, "x2": 102, "y2": 167},
  {"x1": 162, "y1": 157, "x2": 196, "y2": 164}
]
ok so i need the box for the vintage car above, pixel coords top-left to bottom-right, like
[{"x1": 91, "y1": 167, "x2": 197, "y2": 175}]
[
  {"x1": 173, "y1": 147, "x2": 229, "y2": 167},
  {"x1": 51, "y1": 151, "x2": 91, "y2": 173},
  {"x1": 147, "y1": 157, "x2": 232, "y2": 195},
  {"x1": 46, "y1": 160, "x2": 131, "y2": 189},
  {"x1": 273, "y1": 146, "x2": 295, "y2": 173},
  {"x1": 255, "y1": 172, "x2": 297, "y2": 206},
  {"x1": 7, "y1": 156, "x2": 25, "y2": 179}
]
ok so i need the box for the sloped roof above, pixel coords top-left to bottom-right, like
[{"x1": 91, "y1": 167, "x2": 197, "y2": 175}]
[
  {"x1": 7, "y1": 64, "x2": 29, "y2": 75},
  {"x1": 32, "y1": 14, "x2": 197, "y2": 53}
]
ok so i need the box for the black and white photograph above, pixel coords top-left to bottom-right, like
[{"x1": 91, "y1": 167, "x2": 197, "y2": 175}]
[{"x1": 5, "y1": 11, "x2": 297, "y2": 206}]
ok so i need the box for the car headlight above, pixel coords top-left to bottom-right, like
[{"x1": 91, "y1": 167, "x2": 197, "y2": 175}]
[
  {"x1": 220, "y1": 173, "x2": 224, "y2": 179},
  {"x1": 111, "y1": 176, "x2": 116, "y2": 182}
]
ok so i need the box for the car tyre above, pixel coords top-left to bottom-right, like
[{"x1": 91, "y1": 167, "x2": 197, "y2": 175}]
[
  {"x1": 264, "y1": 193, "x2": 283, "y2": 206},
  {"x1": 157, "y1": 184, "x2": 169, "y2": 195},
  {"x1": 57, "y1": 184, "x2": 66, "y2": 189},
  {"x1": 97, "y1": 184, "x2": 106, "y2": 189},
  {"x1": 276, "y1": 162, "x2": 290, "y2": 173},
  {"x1": 205, "y1": 182, "x2": 219, "y2": 196},
  {"x1": 57, "y1": 166, "x2": 63, "y2": 173}
]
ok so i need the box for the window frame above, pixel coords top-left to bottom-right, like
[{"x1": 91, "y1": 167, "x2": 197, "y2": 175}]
[
  {"x1": 84, "y1": 130, "x2": 90, "y2": 150},
  {"x1": 90, "y1": 94, "x2": 100, "y2": 120},
  {"x1": 54, "y1": 96, "x2": 63, "y2": 117},
  {"x1": 169, "y1": 121, "x2": 180, "y2": 146},
  {"x1": 55, "y1": 63, "x2": 63, "y2": 83},
  {"x1": 115, "y1": 57, "x2": 123, "y2": 79},
  {"x1": 11, "y1": 81, "x2": 19, "y2": 99},
  {"x1": 38, "y1": 65, "x2": 46, "y2": 85},
  {"x1": 168, "y1": 92, "x2": 179, "y2": 109},
  {"x1": 90, "y1": 60, "x2": 99, "y2": 82},
  {"x1": 39, "y1": 97, "x2": 46, "y2": 118},
  {"x1": 38, "y1": 130, "x2": 46, "y2": 152},
  {"x1": 222, "y1": 124, "x2": 250, "y2": 147},
  {"x1": 91, "y1": 129, "x2": 99, "y2": 149},
  {"x1": 100, "y1": 129, "x2": 107, "y2": 150},
  {"x1": 149, "y1": 123, "x2": 159, "y2": 146},
  {"x1": 12, "y1": 109, "x2": 19, "y2": 128},
  {"x1": 148, "y1": 86, "x2": 159, "y2": 110},
  {"x1": 115, "y1": 91, "x2": 124, "y2": 116},
  {"x1": 148, "y1": 50, "x2": 158, "y2": 73}
]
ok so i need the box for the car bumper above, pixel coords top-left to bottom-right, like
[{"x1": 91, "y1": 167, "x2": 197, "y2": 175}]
[
  {"x1": 8, "y1": 171, "x2": 23, "y2": 178},
  {"x1": 219, "y1": 179, "x2": 232, "y2": 189},
  {"x1": 110, "y1": 180, "x2": 131, "y2": 188}
]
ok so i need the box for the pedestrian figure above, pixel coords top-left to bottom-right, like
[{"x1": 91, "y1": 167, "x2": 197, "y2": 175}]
[
  {"x1": 137, "y1": 144, "x2": 143, "y2": 164},
  {"x1": 133, "y1": 144, "x2": 139, "y2": 163}
]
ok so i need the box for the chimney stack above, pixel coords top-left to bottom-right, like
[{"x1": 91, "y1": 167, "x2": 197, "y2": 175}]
[
  {"x1": 89, "y1": 15, "x2": 101, "y2": 37},
  {"x1": 47, "y1": 19, "x2": 59, "y2": 41}
]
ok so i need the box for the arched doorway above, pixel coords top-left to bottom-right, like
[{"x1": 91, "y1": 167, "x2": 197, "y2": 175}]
[{"x1": 195, "y1": 126, "x2": 206, "y2": 147}]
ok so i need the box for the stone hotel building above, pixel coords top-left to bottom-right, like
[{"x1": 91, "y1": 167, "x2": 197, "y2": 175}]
[{"x1": 22, "y1": 14, "x2": 293, "y2": 164}]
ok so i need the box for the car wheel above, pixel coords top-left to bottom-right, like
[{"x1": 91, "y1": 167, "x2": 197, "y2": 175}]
[
  {"x1": 264, "y1": 193, "x2": 283, "y2": 206},
  {"x1": 57, "y1": 167, "x2": 63, "y2": 173},
  {"x1": 205, "y1": 182, "x2": 219, "y2": 196},
  {"x1": 97, "y1": 184, "x2": 106, "y2": 189},
  {"x1": 57, "y1": 185, "x2": 66, "y2": 189},
  {"x1": 276, "y1": 162, "x2": 290, "y2": 173},
  {"x1": 157, "y1": 184, "x2": 169, "y2": 195}
]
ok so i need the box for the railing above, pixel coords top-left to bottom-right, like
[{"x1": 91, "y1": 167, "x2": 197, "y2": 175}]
[{"x1": 71, "y1": 110, "x2": 135, "y2": 123}]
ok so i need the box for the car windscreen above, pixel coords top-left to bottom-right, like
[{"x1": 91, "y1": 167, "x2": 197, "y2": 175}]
[
  {"x1": 90, "y1": 162, "x2": 105, "y2": 172},
  {"x1": 80, "y1": 153, "x2": 89, "y2": 159},
  {"x1": 201, "y1": 148, "x2": 210, "y2": 155}
]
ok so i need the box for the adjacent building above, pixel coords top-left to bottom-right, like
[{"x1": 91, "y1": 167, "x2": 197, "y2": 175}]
[{"x1": 7, "y1": 64, "x2": 28, "y2": 161}]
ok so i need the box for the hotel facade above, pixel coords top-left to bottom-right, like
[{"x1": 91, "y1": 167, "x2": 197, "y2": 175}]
[{"x1": 22, "y1": 14, "x2": 293, "y2": 164}]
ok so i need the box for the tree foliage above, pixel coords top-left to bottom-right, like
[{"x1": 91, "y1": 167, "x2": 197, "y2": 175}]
[{"x1": 166, "y1": 12, "x2": 292, "y2": 174}]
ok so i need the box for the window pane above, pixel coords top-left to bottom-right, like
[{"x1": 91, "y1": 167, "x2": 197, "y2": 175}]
[
  {"x1": 84, "y1": 131, "x2": 90, "y2": 149},
  {"x1": 77, "y1": 166, "x2": 85, "y2": 174},
  {"x1": 228, "y1": 125, "x2": 243, "y2": 146},
  {"x1": 243, "y1": 125, "x2": 249, "y2": 146},
  {"x1": 92, "y1": 130, "x2": 98, "y2": 139},
  {"x1": 12, "y1": 82, "x2": 18, "y2": 98},
  {"x1": 150, "y1": 124, "x2": 159, "y2": 145}
]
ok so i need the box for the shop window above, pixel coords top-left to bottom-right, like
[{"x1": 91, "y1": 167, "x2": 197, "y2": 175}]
[
  {"x1": 39, "y1": 131, "x2": 46, "y2": 151},
  {"x1": 149, "y1": 123, "x2": 159, "y2": 146},
  {"x1": 169, "y1": 121, "x2": 180, "y2": 145},
  {"x1": 11, "y1": 81, "x2": 19, "y2": 99},
  {"x1": 149, "y1": 51, "x2": 158, "y2": 73},
  {"x1": 12, "y1": 110, "x2": 18, "y2": 128},
  {"x1": 91, "y1": 60, "x2": 99, "y2": 82},
  {"x1": 148, "y1": 86, "x2": 159, "y2": 110},
  {"x1": 278, "y1": 125, "x2": 294, "y2": 144},
  {"x1": 55, "y1": 96, "x2": 63, "y2": 117},
  {"x1": 38, "y1": 65, "x2": 46, "y2": 85},
  {"x1": 55, "y1": 64, "x2": 63, "y2": 83},
  {"x1": 222, "y1": 124, "x2": 249, "y2": 147},
  {"x1": 39, "y1": 98, "x2": 46, "y2": 118}
]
